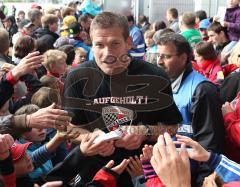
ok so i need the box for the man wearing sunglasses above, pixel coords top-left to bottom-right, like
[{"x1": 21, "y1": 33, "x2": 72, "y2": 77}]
[{"x1": 154, "y1": 33, "x2": 224, "y2": 187}]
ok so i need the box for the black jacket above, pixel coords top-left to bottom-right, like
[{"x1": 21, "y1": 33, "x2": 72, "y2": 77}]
[
  {"x1": 35, "y1": 28, "x2": 59, "y2": 49},
  {"x1": 220, "y1": 71, "x2": 240, "y2": 103},
  {"x1": 0, "y1": 72, "x2": 42, "y2": 112},
  {"x1": 178, "y1": 63, "x2": 225, "y2": 186}
]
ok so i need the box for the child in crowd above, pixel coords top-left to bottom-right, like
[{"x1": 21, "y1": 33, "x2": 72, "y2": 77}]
[
  {"x1": 15, "y1": 104, "x2": 78, "y2": 184},
  {"x1": 42, "y1": 49, "x2": 67, "y2": 94},
  {"x1": 72, "y1": 47, "x2": 87, "y2": 67},
  {"x1": 58, "y1": 44, "x2": 76, "y2": 79},
  {"x1": 13, "y1": 35, "x2": 36, "y2": 64},
  {"x1": 40, "y1": 75, "x2": 60, "y2": 90},
  {"x1": 144, "y1": 30, "x2": 158, "y2": 65},
  {"x1": 31, "y1": 87, "x2": 61, "y2": 108},
  {"x1": 193, "y1": 41, "x2": 224, "y2": 84},
  {"x1": 31, "y1": 87, "x2": 69, "y2": 165},
  {"x1": 0, "y1": 132, "x2": 130, "y2": 187}
]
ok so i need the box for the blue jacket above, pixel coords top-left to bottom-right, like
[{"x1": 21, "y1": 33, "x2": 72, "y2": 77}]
[
  {"x1": 18, "y1": 139, "x2": 54, "y2": 179},
  {"x1": 207, "y1": 152, "x2": 240, "y2": 183},
  {"x1": 129, "y1": 25, "x2": 145, "y2": 60},
  {"x1": 173, "y1": 70, "x2": 207, "y2": 138}
]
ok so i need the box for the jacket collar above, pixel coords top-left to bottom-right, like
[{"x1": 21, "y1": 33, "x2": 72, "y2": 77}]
[{"x1": 171, "y1": 62, "x2": 193, "y2": 94}]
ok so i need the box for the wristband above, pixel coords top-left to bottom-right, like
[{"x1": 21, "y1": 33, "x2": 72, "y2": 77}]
[{"x1": 6, "y1": 71, "x2": 18, "y2": 85}]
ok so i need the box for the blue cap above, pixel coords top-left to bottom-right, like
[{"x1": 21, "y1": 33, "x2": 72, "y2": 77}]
[{"x1": 199, "y1": 19, "x2": 211, "y2": 29}]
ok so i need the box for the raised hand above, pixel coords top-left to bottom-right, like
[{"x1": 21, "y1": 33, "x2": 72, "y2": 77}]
[
  {"x1": 175, "y1": 134, "x2": 210, "y2": 162},
  {"x1": 11, "y1": 51, "x2": 43, "y2": 80},
  {"x1": 150, "y1": 133, "x2": 191, "y2": 187},
  {"x1": 0, "y1": 134, "x2": 14, "y2": 160},
  {"x1": 80, "y1": 133, "x2": 115, "y2": 157},
  {"x1": 105, "y1": 159, "x2": 130, "y2": 175},
  {"x1": 126, "y1": 156, "x2": 144, "y2": 177}
]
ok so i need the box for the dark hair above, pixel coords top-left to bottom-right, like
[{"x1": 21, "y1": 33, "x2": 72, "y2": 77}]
[
  {"x1": 28, "y1": 9, "x2": 42, "y2": 22},
  {"x1": 126, "y1": 15, "x2": 135, "y2": 23},
  {"x1": 153, "y1": 21, "x2": 167, "y2": 31},
  {"x1": 36, "y1": 36, "x2": 54, "y2": 54},
  {"x1": 40, "y1": 75, "x2": 59, "y2": 89},
  {"x1": 195, "y1": 41, "x2": 217, "y2": 60},
  {"x1": 208, "y1": 22, "x2": 228, "y2": 36},
  {"x1": 195, "y1": 10, "x2": 207, "y2": 21},
  {"x1": 90, "y1": 12, "x2": 129, "y2": 40},
  {"x1": 155, "y1": 33, "x2": 192, "y2": 58},
  {"x1": 0, "y1": 28, "x2": 9, "y2": 54},
  {"x1": 139, "y1": 15, "x2": 148, "y2": 24},
  {"x1": 18, "y1": 10, "x2": 25, "y2": 16},
  {"x1": 58, "y1": 44, "x2": 75, "y2": 65},
  {"x1": 78, "y1": 13, "x2": 93, "y2": 23},
  {"x1": 31, "y1": 87, "x2": 61, "y2": 108},
  {"x1": 14, "y1": 36, "x2": 35, "y2": 59},
  {"x1": 153, "y1": 28, "x2": 175, "y2": 42},
  {"x1": 181, "y1": 12, "x2": 196, "y2": 27},
  {"x1": 167, "y1": 8, "x2": 178, "y2": 19}
]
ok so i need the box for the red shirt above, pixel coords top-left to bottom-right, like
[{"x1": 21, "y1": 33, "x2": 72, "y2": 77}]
[{"x1": 223, "y1": 92, "x2": 240, "y2": 163}]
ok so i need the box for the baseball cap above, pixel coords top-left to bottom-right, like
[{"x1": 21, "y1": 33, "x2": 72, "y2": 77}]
[
  {"x1": 61, "y1": 15, "x2": 77, "y2": 30},
  {"x1": 69, "y1": 22, "x2": 82, "y2": 38},
  {"x1": 31, "y1": 3, "x2": 42, "y2": 10},
  {"x1": 10, "y1": 142, "x2": 32, "y2": 162},
  {"x1": 19, "y1": 19, "x2": 34, "y2": 29},
  {"x1": 199, "y1": 19, "x2": 211, "y2": 29}
]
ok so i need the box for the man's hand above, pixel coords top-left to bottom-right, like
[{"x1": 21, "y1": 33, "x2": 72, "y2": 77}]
[
  {"x1": 0, "y1": 134, "x2": 14, "y2": 160},
  {"x1": 175, "y1": 134, "x2": 211, "y2": 162},
  {"x1": 150, "y1": 133, "x2": 191, "y2": 187},
  {"x1": 26, "y1": 103, "x2": 71, "y2": 130},
  {"x1": 222, "y1": 102, "x2": 235, "y2": 116},
  {"x1": 115, "y1": 133, "x2": 145, "y2": 150},
  {"x1": 11, "y1": 51, "x2": 43, "y2": 80},
  {"x1": 80, "y1": 133, "x2": 115, "y2": 157}
]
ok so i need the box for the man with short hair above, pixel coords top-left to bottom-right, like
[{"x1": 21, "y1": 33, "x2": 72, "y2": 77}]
[
  {"x1": 198, "y1": 18, "x2": 211, "y2": 41},
  {"x1": 179, "y1": 12, "x2": 202, "y2": 48},
  {"x1": 27, "y1": 9, "x2": 42, "y2": 31},
  {"x1": 166, "y1": 8, "x2": 180, "y2": 33},
  {"x1": 154, "y1": 33, "x2": 224, "y2": 186},
  {"x1": 207, "y1": 22, "x2": 231, "y2": 64},
  {"x1": 35, "y1": 14, "x2": 59, "y2": 49},
  {"x1": 47, "y1": 12, "x2": 182, "y2": 186},
  {"x1": 138, "y1": 15, "x2": 150, "y2": 34},
  {"x1": 12, "y1": 19, "x2": 35, "y2": 63},
  {"x1": 195, "y1": 10, "x2": 207, "y2": 28}
]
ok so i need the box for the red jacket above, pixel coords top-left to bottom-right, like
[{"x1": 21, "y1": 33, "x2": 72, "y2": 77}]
[
  {"x1": 146, "y1": 177, "x2": 165, "y2": 187},
  {"x1": 192, "y1": 59, "x2": 224, "y2": 84},
  {"x1": 223, "y1": 92, "x2": 240, "y2": 163}
]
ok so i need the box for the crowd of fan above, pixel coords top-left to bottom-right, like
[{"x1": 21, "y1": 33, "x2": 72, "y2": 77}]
[{"x1": 0, "y1": 0, "x2": 240, "y2": 186}]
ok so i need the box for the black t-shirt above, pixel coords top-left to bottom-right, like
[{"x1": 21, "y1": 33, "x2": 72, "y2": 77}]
[
  {"x1": 63, "y1": 59, "x2": 182, "y2": 186},
  {"x1": 64, "y1": 59, "x2": 182, "y2": 132}
]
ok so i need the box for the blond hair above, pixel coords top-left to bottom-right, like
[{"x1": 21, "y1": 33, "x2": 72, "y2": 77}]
[{"x1": 42, "y1": 49, "x2": 67, "y2": 71}]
